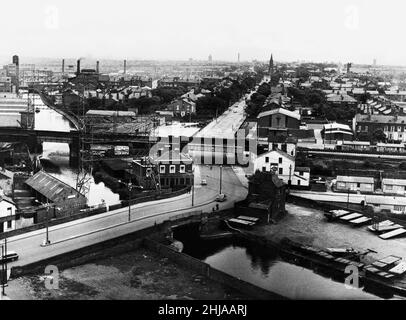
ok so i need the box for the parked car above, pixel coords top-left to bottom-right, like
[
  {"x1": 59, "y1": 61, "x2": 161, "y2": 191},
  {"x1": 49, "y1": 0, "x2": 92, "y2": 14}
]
[
  {"x1": 201, "y1": 179, "x2": 207, "y2": 186},
  {"x1": 216, "y1": 194, "x2": 227, "y2": 202},
  {"x1": 311, "y1": 177, "x2": 326, "y2": 184},
  {"x1": 0, "y1": 251, "x2": 19, "y2": 264}
]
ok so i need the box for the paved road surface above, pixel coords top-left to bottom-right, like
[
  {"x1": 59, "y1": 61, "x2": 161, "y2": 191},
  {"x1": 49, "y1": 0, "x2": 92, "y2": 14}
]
[
  {"x1": 5, "y1": 166, "x2": 247, "y2": 268},
  {"x1": 195, "y1": 91, "x2": 254, "y2": 140}
]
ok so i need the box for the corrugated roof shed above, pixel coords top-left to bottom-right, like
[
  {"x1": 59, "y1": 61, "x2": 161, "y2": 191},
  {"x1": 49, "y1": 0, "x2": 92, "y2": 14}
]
[{"x1": 25, "y1": 171, "x2": 85, "y2": 203}]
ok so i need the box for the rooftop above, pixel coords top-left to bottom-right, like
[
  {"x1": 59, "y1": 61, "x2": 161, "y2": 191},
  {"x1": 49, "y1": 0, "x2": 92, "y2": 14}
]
[
  {"x1": 337, "y1": 176, "x2": 374, "y2": 184},
  {"x1": 257, "y1": 108, "x2": 301, "y2": 121},
  {"x1": 25, "y1": 171, "x2": 86, "y2": 203},
  {"x1": 86, "y1": 110, "x2": 137, "y2": 117},
  {"x1": 356, "y1": 114, "x2": 406, "y2": 124}
]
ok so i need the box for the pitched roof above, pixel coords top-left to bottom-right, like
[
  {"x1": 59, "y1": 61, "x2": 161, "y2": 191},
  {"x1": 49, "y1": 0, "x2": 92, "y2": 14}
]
[
  {"x1": 249, "y1": 171, "x2": 285, "y2": 188},
  {"x1": 25, "y1": 171, "x2": 86, "y2": 203},
  {"x1": 0, "y1": 195, "x2": 15, "y2": 206},
  {"x1": 153, "y1": 151, "x2": 193, "y2": 165},
  {"x1": 356, "y1": 114, "x2": 406, "y2": 124},
  {"x1": 257, "y1": 108, "x2": 301, "y2": 120},
  {"x1": 258, "y1": 149, "x2": 295, "y2": 162}
]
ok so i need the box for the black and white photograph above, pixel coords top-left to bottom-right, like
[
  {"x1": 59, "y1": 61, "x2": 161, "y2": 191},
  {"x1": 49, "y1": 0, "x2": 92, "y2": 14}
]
[{"x1": 1, "y1": 0, "x2": 406, "y2": 309}]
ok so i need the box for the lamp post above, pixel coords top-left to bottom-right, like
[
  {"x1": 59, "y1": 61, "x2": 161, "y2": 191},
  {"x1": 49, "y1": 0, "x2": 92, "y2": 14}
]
[
  {"x1": 119, "y1": 180, "x2": 133, "y2": 222},
  {"x1": 219, "y1": 165, "x2": 223, "y2": 195},
  {"x1": 36, "y1": 200, "x2": 60, "y2": 247},
  {"x1": 192, "y1": 169, "x2": 195, "y2": 207},
  {"x1": 128, "y1": 182, "x2": 133, "y2": 222},
  {"x1": 1, "y1": 243, "x2": 6, "y2": 297}
]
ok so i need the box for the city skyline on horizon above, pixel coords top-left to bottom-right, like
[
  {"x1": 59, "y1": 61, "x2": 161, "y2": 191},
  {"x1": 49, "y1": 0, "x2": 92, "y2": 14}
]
[{"x1": 2, "y1": 0, "x2": 406, "y2": 66}]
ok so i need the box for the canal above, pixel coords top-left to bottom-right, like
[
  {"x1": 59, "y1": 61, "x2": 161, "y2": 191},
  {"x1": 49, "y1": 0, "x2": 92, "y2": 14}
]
[
  {"x1": 174, "y1": 225, "x2": 392, "y2": 300},
  {"x1": 30, "y1": 94, "x2": 120, "y2": 207}
]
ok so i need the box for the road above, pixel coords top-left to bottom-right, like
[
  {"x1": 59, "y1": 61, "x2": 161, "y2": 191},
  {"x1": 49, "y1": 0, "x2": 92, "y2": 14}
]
[
  {"x1": 195, "y1": 91, "x2": 254, "y2": 140},
  {"x1": 4, "y1": 165, "x2": 247, "y2": 268}
]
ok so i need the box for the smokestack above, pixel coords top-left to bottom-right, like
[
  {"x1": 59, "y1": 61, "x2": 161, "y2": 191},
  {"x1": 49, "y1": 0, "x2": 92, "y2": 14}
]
[
  {"x1": 62, "y1": 59, "x2": 65, "y2": 73},
  {"x1": 12, "y1": 55, "x2": 19, "y2": 94},
  {"x1": 77, "y1": 59, "x2": 81, "y2": 76},
  {"x1": 124, "y1": 60, "x2": 127, "y2": 75},
  {"x1": 96, "y1": 61, "x2": 100, "y2": 73}
]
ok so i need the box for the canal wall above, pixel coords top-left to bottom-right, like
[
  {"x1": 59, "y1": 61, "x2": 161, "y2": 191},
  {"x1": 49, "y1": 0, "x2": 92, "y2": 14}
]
[{"x1": 142, "y1": 238, "x2": 286, "y2": 300}]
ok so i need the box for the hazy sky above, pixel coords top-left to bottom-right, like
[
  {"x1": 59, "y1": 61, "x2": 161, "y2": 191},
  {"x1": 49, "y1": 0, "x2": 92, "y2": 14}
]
[{"x1": 1, "y1": 0, "x2": 406, "y2": 64}]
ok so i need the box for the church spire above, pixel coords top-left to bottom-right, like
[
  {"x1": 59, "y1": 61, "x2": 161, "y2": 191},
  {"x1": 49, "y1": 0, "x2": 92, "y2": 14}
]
[{"x1": 269, "y1": 54, "x2": 274, "y2": 76}]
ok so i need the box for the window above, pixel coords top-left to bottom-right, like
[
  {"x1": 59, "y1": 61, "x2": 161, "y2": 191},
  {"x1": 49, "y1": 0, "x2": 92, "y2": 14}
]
[
  {"x1": 386, "y1": 185, "x2": 393, "y2": 191},
  {"x1": 7, "y1": 221, "x2": 12, "y2": 229},
  {"x1": 170, "y1": 165, "x2": 176, "y2": 174},
  {"x1": 279, "y1": 168, "x2": 283, "y2": 175},
  {"x1": 160, "y1": 165, "x2": 166, "y2": 174},
  {"x1": 298, "y1": 180, "x2": 301, "y2": 186},
  {"x1": 357, "y1": 183, "x2": 361, "y2": 188},
  {"x1": 265, "y1": 157, "x2": 270, "y2": 163},
  {"x1": 299, "y1": 171, "x2": 304, "y2": 176},
  {"x1": 180, "y1": 165, "x2": 186, "y2": 173},
  {"x1": 262, "y1": 167, "x2": 267, "y2": 172},
  {"x1": 279, "y1": 157, "x2": 283, "y2": 164},
  {"x1": 364, "y1": 126, "x2": 368, "y2": 132}
]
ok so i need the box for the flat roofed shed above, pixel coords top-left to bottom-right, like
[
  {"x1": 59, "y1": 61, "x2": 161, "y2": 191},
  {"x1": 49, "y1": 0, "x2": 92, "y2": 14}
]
[
  {"x1": 25, "y1": 171, "x2": 86, "y2": 203},
  {"x1": 336, "y1": 176, "x2": 374, "y2": 184}
]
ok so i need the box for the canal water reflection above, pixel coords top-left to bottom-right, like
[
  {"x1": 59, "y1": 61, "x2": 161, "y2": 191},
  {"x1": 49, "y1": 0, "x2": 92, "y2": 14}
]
[
  {"x1": 175, "y1": 229, "x2": 386, "y2": 300},
  {"x1": 31, "y1": 94, "x2": 120, "y2": 206}
]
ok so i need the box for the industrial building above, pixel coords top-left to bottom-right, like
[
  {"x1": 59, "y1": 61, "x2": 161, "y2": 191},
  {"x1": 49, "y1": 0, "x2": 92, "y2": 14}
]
[{"x1": 25, "y1": 171, "x2": 87, "y2": 223}]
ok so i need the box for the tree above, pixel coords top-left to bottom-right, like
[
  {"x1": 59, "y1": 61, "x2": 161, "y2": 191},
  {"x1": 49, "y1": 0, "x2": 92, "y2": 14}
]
[
  {"x1": 196, "y1": 96, "x2": 227, "y2": 116},
  {"x1": 372, "y1": 129, "x2": 387, "y2": 143}
]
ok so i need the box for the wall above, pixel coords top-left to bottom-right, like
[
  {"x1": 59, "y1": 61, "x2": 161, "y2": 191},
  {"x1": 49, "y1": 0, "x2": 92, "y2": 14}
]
[
  {"x1": 143, "y1": 238, "x2": 285, "y2": 300},
  {"x1": 382, "y1": 183, "x2": 406, "y2": 196}
]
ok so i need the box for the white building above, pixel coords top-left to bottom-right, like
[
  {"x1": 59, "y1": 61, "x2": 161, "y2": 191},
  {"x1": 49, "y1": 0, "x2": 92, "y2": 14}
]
[
  {"x1": 382, "y1": 179, "x2": 406, "y2": 196},
  {"x1": 254, "y1": 149, "x2": 310, "y2": 187},
  {"x1": 336, "y1": 176, "x2": 375, "y2": 193},
  {"x1": 0, "y1": 193, "x2": 17, "y2": 233}
]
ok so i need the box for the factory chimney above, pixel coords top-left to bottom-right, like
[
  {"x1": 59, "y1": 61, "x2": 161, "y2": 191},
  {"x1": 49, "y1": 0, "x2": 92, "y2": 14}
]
[
  {"x1": 12, "y1": 55, "x2": 19, "y2": 94},
  {"x1": 124, "y1": 60, "x2": 127, "y2": 75},
  {"x1": 77, "y1": 59, "x2": 81, "y2": 76},
  {"x1": 96, "y1": 61, "x2": 100, "y2": 73},
  {"x1": 62, "y1": 59, "x2": 65, "y2": 73}
]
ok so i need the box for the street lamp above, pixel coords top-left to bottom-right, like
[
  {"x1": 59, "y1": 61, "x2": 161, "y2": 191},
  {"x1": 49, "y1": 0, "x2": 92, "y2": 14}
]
[
  {"x1": 219, "y1": 165, "x2": 223, "y2": 195},
  {"x1": 35, "y1": 200, "x2": 60, "y2": 247},
  {"x1": 119, "y1": 180, "x2": 134, "y2": 222}
]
